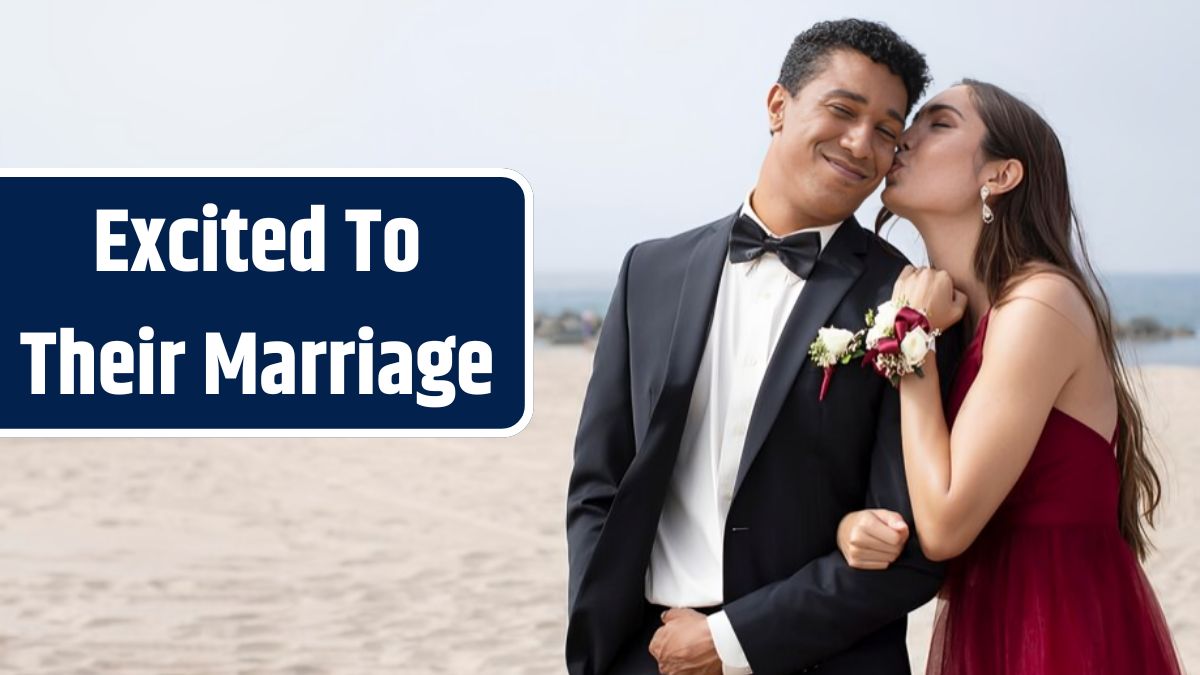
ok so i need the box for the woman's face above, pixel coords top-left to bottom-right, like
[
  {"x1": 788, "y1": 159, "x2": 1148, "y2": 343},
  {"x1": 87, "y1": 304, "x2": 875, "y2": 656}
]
[{"x1": 881, "y1": 85, "x2": 990, "y2": 224}]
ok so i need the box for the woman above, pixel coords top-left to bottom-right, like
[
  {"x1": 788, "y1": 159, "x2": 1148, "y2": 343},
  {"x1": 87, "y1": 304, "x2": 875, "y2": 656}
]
[{"x1": 835, "y1": 80, "x2": 1183, "y2": 673}]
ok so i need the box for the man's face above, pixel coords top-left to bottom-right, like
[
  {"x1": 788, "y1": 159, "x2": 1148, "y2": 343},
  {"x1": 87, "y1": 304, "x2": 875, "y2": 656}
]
[{"x1": 766, "y1": 49, "x2": 909, "y2": 224}]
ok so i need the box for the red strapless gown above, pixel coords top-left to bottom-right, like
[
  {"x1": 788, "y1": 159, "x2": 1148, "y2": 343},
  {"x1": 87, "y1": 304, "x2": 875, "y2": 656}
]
[{"x1": 927, "y1": 311, "x2": 1183, "y2": 674}]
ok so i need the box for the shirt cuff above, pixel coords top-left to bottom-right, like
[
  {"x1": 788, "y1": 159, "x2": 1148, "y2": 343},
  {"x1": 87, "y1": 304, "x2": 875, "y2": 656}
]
[{"x1": 706, "y1": 611, "x2": 753, "y2": 674}]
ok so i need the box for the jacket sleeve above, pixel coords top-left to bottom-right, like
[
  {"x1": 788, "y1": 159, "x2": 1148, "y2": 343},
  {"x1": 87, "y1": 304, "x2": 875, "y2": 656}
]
[
  {"x1": 566, "y1": 245, "x2": 638, "y2": 619},
  {"x1": 721, "y1": 384, "x2": 944, "y2": 674}
]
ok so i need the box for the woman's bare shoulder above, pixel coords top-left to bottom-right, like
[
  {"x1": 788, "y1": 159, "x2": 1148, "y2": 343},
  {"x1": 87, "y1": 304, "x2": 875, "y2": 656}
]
[{"x1": 994, "y1": 265, "x2": 1097, "y2": 342}]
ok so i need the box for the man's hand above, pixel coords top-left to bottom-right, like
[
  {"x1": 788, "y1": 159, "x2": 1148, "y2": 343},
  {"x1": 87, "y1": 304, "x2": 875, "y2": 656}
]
[
  {"x1": 837, "y1": 509, "x2": 910, "y2": 570},
  {"x1": 648, "y1": 608, "x2": 723, "y2": 675}
]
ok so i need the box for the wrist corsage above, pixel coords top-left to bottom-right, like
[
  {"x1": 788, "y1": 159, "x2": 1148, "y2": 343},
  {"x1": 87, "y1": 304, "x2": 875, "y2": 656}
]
[{"x1": 807, "y1": 299, "x2": 940, "y2": 400}]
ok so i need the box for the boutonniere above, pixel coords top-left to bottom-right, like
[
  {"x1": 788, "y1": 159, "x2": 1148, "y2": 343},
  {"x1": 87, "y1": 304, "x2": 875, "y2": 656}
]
[
  {"x1": 807, "y1": 326, "x2": 863, "y2": 401},
  {"x1": 808, "y1": 299, "x2": 940, "y2": 400}
]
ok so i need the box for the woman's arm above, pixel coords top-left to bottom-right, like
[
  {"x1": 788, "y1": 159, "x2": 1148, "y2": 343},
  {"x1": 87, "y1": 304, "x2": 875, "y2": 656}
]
[{"x1": 898, "y1": 271, "x2": 1088, "y2": 560}]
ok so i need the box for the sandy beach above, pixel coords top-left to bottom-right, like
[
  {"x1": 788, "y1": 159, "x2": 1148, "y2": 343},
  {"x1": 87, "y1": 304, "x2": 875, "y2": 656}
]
[{"x1": 0, "y1": 347, "x2": 1195, "y2": 674}]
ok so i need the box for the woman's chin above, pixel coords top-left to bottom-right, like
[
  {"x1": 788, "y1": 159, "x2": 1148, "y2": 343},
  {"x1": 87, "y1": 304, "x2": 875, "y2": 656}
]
[{"x1": 879, "y1": 190, "x2": 908, "y2": 219}]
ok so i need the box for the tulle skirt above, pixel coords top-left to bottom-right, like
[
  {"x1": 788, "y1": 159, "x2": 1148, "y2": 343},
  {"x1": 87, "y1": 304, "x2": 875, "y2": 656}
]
[{"x1": 926, "y1": 522, "x2": 1183, "y2": 675}]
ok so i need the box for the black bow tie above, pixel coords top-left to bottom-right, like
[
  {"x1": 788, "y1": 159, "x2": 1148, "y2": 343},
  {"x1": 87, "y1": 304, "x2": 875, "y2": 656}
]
[{"x1": 727, "y1": 213, "x2": 821, "y2": 279}]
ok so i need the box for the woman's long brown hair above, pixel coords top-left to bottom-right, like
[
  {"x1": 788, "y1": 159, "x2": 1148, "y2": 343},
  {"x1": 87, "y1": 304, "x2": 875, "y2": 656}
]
[{"x1": 877, "y1": 79, "x2": 1162, "y2": 559}]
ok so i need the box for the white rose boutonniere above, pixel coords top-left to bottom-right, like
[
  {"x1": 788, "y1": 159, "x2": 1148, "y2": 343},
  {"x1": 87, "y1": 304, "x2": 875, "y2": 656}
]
[
  {"x1": 807, "y1": 328, "x2": 863, "y2": 401},
  {"x1": 808, "y1": 298, "x2": 941, "y2": 398}
]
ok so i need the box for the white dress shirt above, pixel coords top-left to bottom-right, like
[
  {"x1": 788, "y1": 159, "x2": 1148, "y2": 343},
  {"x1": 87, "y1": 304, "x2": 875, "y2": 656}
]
[{"x1": 645, "y1": 192, "x2": 842, "y2": 673}]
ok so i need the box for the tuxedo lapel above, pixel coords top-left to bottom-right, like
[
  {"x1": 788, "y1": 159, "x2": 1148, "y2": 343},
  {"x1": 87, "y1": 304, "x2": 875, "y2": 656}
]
[
  {"x1": 566, "y1": 216, "x2": 734, "y2": 673},
  {"x1": 732, "y1": 219, "x2": 868, "y2": 499},
  {"x1": 569, "y1": 215, "x2": 733, "y2": 658},
  {"x1": 590, "y1": 212, "x2": 731, "y2": 566},
  {"x1": 640, "y1": 213, "x2": 733, "y2": 447}
]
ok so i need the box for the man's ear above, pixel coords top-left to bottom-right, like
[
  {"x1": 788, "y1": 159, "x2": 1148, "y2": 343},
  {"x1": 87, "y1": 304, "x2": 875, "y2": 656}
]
[
  {"x1": 767, "y1": 83, "x2": 789, "y2": 135},
  {"x1": 985, "y1": 158, "x2": 1024, "y2": 197}
]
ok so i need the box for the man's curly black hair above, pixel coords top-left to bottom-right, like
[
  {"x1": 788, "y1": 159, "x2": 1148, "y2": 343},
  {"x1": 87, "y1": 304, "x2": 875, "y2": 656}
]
[{"x1": 778, "y1": 19, "x2": 931, "y2": 117}]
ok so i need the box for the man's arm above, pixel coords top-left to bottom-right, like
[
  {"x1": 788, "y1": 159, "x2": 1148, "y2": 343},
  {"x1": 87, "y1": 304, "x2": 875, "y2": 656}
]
[
  {"x1": 721, "y1": 386, "x2": 944, "y2": 674},
  {"x1": 566, "y1": 245, "x2": 639, "y2": 613}
]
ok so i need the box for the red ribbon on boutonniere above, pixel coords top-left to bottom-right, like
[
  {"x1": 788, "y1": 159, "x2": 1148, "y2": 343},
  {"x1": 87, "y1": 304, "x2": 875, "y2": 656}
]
[
  {"x1": 808, "y1": 326, "x2": 864, "y2": 402},
  {"x1": 810, "y1": 301, "x2": 940, "y2": 397}
]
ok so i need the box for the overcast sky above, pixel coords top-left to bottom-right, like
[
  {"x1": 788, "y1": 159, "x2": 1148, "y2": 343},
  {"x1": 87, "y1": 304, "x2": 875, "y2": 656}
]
[{"x1": 1, "y1": 1, "x2": 1195, "y2": 280}]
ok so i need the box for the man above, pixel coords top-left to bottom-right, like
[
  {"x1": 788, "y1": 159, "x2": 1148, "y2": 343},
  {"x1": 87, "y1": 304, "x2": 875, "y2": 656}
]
[{"x1": 566, "y1": 19, "x2": 956, "y2": 675}]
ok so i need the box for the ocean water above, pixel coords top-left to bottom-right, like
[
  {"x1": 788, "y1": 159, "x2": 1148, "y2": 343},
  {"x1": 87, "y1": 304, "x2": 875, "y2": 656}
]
[
  {"x1": 1104, "y1": 274, "x2": 1200, "y2": 367},
  {"x1": 535, "y1": 273, "x2": 1200, "y2": 366}
]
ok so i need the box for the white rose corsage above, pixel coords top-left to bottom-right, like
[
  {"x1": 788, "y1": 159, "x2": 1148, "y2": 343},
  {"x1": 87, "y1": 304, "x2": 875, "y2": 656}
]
[{"x1": 807, "y1": 299, "x2": 940, "y2": 399}]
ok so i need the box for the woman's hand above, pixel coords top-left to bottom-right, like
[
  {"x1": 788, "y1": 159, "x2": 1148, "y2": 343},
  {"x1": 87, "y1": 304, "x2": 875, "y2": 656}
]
[
  {"x1": 836, "y1": 509, "x2": 910, "y2": 570},
  {"x1": 892, "y1": 266, "x2": 967, "y2": 332}
]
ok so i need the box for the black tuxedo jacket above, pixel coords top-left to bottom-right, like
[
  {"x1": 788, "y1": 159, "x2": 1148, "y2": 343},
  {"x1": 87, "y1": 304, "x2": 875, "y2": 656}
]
[{"x1": 565, "y1": 212, "x2": 960, "y2": 675}]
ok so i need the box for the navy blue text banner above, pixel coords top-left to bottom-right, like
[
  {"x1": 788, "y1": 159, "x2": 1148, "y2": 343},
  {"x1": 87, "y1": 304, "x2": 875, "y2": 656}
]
[{"x1": 0, "y1": 170, "x2": 532, "y2": 436}]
